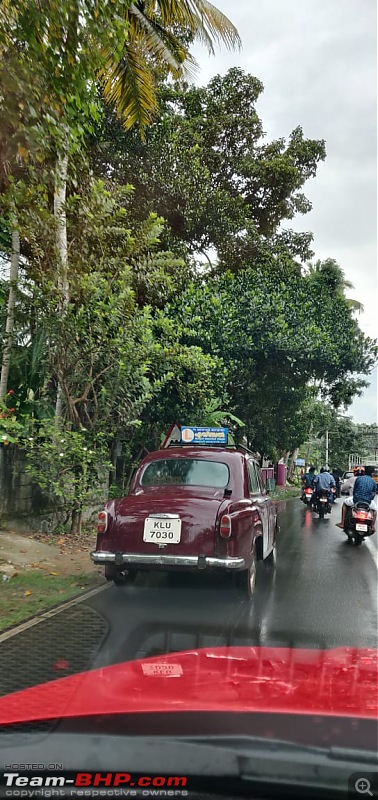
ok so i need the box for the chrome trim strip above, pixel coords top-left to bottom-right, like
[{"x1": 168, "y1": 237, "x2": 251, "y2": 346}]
[
  {"x1": 90, "y1": 551, "x2": 245, "y2": 569},
  {"x1": 147, "y1": 513, "x2": 180, "y2": 519}
]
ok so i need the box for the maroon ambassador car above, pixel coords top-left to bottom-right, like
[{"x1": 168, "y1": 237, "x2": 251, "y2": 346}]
[{"x1": 91, "y1": 426, "x2": 278, "y2": 596}]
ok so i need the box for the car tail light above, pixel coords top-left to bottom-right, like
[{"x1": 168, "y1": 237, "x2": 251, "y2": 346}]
[
  {"x1": 220, "y1": 514, "x2": 232, "y2": 538},
  {"x1": 97, "y1": 510, "x2": 108, "y2": 534}
]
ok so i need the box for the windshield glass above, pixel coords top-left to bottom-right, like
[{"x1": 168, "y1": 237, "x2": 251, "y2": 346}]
[{"x1": 140, "y1": 459, "x2": 230, "y2": 488}]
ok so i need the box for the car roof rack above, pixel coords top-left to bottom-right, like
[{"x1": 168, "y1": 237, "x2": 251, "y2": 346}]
[
  {"x1": 161, "y1": 425, "x2": 260, "y2": 459},
  {"x1": 166, "y1": 441, "x2": 259, "y2": 459}
]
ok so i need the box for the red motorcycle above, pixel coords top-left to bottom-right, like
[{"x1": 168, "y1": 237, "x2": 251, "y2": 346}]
[{"x1": 301, "y1": 486, "x2": 314, "y2": 506}]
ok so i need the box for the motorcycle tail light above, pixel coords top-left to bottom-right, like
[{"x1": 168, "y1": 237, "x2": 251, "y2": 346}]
[
  {"x1": 97, "y1": 510, "x2": 108, "y2": 534},
  {"x1": 220, "y1": 514, "x2": 232, "y2": 538},
  {"x1": 305, "y1": 488, "x2": 313, "y2": 494},
  {"x1": 352, "y1": 510, "x2": 372, "y2": 520}
]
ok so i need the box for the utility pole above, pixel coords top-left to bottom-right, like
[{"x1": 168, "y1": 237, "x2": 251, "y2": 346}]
[{"x1": 325, "y1": 429, "x2": 329, "y2": 467}]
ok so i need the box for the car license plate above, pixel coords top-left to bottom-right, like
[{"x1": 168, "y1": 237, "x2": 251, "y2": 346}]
[
  {"x1": 143, "y1": 517, "x2": 182, "y2": 544},
  {"x1": 355, "y1": 524, "x2": 368, "y2": 532}
]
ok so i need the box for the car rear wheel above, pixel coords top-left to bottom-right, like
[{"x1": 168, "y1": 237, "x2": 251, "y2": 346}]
[{"x1": 236, "y1": 550, "x2": 256, "y2": 599}]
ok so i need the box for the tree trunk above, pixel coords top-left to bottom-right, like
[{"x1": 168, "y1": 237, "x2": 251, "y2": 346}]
[
  {"x1": 288, "y1": 447, "x2": 299, "y2": 478},
  {"x1": 0, "y1": 229, "x2": 20, "y2": 400},
  {"x1": 109, "y1": 436, "x2": 122, "y2": 487},
  {"x1": 305, "y1": 422, "x2": 314, "y2": 466},
  {"x1": 70, "y1": 506, "x2": 82, "y2": 535},
  {"x1": 54, "y1": 152, "x2": 69, "y2": 425}
]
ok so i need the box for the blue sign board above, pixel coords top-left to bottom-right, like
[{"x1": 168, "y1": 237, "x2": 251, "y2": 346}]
[
  {"x1": 294, "y1": 458, "x2": 305, "y2": 466},
  {"x1": 181, "y1": 427, "x2": 228, "y2": 445}
]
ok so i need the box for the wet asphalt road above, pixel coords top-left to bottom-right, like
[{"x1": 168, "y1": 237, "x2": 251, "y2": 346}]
[{"x1": 0, "y1": 498, "x2": 377, "y2": 696}]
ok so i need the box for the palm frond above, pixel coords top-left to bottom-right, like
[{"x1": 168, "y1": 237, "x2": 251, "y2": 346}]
[
  {"x1": 99, "y1": 42, "x2": 159, "y2": 131},
  {"x1": 155, "y1": 0, "x2": 241, "y2": 52},
  {"x1": 188, "y1": 0, "x2": 242, "y2": 51},
  {"x1": 129, "y1": 4, "x2": 198, "y2": 80},
  {"x1": 99, "y1": 0, "x2": 240, "y2": 130}
]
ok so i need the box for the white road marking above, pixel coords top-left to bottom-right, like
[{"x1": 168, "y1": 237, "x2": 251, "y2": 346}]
[
  {"x1": 365, "y1": 537, "x2": 378, "y2": 570},
  {"x1": 0, "y1": 583, "x2": 109, "y2": 643}
]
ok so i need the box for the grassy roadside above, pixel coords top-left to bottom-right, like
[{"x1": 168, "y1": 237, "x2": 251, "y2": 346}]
[
  {"x1": 271, "y1": 485, "x2": 299, "y2": 502},
  {"x1": 0, "y1": 571, "x2": 103, "y2": 632}
]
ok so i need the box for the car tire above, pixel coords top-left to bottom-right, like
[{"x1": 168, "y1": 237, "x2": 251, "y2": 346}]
[{"x1": 236, "y1": 550, "x2": 256, "y2": 599}]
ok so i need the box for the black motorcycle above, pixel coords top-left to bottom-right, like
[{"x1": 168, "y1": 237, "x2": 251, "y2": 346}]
[
  {"x1": 314, "y1": 489, "x2": 332, "y2": 518},
  {"x1": 344, "y1": 501, "x2": 375, "y2": 546}
]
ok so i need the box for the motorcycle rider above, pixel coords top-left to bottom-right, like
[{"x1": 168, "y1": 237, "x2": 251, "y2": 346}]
[
  {"x1": 331, "y1": 469, "x2": 341, "y2": 498},
  {"x1": 336, "y1": 466, "x2": 377, "y2": 532},
  {"x1": 301, "y1": 466, "x2": 316, "y2": 503},
  {"x1": 313, "y1": 466, "x2": 336, "y2": 509},
  {"x1": 302, "y1": 466, "x2": 316, "y2": 488}
]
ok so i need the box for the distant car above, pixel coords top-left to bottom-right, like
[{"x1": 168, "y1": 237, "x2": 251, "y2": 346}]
[
  {"x1": 340, "y1": 471, "x2": 354, "y2": 494},
  {"x1": 91, "y1": 443, "x2": 278, "y2": 598}
]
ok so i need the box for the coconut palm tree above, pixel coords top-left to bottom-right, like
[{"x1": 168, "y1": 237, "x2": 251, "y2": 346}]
[
  {"x1": 305, "y1": 258, "x2": 364, "y2": 313},
  {"x1": 99, "y1": 0, "x2": 241, "y2": 130}
]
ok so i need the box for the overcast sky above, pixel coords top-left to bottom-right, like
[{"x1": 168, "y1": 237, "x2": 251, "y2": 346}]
[{"x1": 192, "y1": 0, "x2": 377, "y2": 424}]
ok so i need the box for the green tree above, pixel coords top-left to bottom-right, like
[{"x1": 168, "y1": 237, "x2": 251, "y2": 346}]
[
  {"x1": 91, "y1": 69, "x2": 326, "y2": 264},
  {"x1": 305, "y1": 258, "x2": 364, "y2": 312},
  {"x1": 167, "y1": 262, "x2": 377, "y2": 456},
  {"x1": 0, "y1": 0, "x2": 240, "y2": 419}
]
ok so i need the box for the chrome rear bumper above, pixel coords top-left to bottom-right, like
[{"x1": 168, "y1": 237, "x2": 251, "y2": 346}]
[{"x1": 90, "y1": 551, "x2": 246, "y2": 570}]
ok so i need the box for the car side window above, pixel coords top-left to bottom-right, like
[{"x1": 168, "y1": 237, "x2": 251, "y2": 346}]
[
  {"x1": 256, "y1": 464, "x2": 266, "y2": 494},
  {"x1": 248, "y1": 460, "x2": 260, "y2": 494}
]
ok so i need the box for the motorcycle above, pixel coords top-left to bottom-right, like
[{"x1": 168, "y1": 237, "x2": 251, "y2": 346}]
[
  {"x1": 314, "y1": 489, "x2": 332, "y2": 518},
  {"x1": 344, "y1": 501, "x2": 375, "y2": 546},
  {"x1": 301, "y1": 486, "x2": 314, "y2": 506}
]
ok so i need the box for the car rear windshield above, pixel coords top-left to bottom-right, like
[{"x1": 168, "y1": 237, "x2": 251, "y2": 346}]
[{"x1": 140, "y1": 458, "x2": 230, "y2": 488}]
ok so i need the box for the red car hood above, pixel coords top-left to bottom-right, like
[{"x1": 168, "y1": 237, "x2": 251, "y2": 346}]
[{"x1": 0, "y1": 646, "x2": 377, "y2": 725}]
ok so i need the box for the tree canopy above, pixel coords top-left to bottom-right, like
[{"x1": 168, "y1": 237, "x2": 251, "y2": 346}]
[
  {"x1": 91, "y1": 69, "x2": 326, "y2": 265},
  {"x1": 0, "y1": 2, "x2": 376, "y2": 531}
]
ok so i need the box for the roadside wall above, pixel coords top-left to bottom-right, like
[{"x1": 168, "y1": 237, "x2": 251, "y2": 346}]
[
  {"x1": 0, "y1": 445, "x2": 35, "y2": 519},
  {"x1": 0, "y1": 444, "x2": 106, "y2": 532}
]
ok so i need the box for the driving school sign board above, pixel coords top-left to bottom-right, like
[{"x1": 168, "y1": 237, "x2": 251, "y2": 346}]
[{"x1": 181, "y1": 427, "x2": 228, "y2": 445}]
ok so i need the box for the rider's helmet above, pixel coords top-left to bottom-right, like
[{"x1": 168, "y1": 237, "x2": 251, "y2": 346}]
[{"x1": 309, "y1": 466, "x2": 315, "y2": 473}]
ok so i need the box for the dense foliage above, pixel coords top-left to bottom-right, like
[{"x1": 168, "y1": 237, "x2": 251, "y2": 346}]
[{"x1": 91, "y1": 69, "x2": 325, "y2": 265}]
